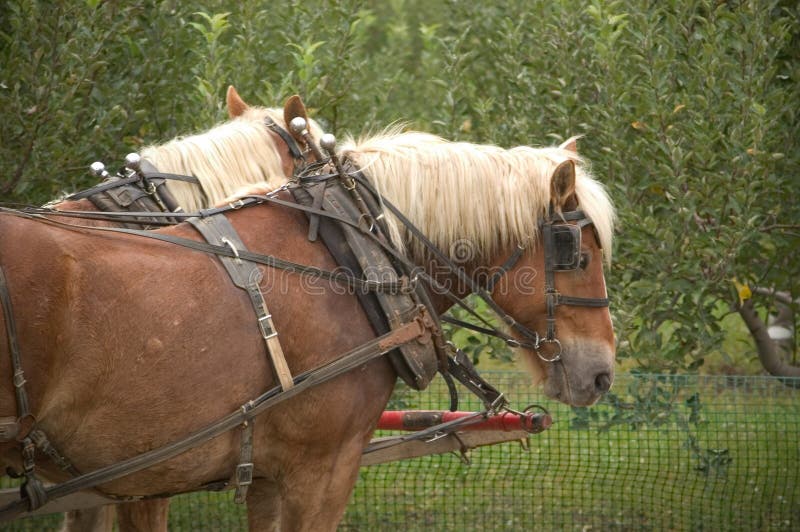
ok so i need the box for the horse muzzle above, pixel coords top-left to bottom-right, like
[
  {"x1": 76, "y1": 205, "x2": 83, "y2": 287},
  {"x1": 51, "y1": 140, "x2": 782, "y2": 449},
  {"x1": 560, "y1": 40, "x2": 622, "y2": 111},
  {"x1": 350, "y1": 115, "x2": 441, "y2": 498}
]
[{"x1": 542, "y1": 340, "x2": 615, "y2": 407}]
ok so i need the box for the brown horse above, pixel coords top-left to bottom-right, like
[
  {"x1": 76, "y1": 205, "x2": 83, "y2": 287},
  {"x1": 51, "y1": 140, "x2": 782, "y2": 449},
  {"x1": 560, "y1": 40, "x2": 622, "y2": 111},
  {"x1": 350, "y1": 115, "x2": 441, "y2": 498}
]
[
  {"x1": 1, "y1": 128, "x2": 615, "y2": 531},
  {"x1": 47, "y1": 87, "x2": 323, "y2": 532}
]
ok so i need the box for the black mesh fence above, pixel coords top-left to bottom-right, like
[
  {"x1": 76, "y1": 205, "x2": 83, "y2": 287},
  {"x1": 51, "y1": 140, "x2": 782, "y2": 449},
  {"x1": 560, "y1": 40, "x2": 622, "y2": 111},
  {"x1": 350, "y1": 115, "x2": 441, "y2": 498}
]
[{"x1": 3, "y1": 373, "x2": 799, "y2": 531}]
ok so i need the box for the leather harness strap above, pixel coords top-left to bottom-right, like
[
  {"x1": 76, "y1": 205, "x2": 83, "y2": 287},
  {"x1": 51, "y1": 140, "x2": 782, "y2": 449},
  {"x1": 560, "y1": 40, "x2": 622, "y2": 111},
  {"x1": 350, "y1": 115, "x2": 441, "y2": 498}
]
[
  {"x1": 264, "y1": 117, "x2": 305, "y2": 162},
  {"x1": 233, "y1": 422, "x2": 254, "y2": 504},
  {"x1": 0, "y1": 266, "x2": 78, "y2": 512},
  {"x1": 0, "y1": 265, "x2": 31, "y2": 432},
  {"x1": 189, "y1": 213, "x2": 299, "y2": 504},
  {"x1": 65, "y1": 172, "x2": 201, "y2": 201},
  {"x1": 187, "y1": 216, "x2": 294, "y2": 392}
]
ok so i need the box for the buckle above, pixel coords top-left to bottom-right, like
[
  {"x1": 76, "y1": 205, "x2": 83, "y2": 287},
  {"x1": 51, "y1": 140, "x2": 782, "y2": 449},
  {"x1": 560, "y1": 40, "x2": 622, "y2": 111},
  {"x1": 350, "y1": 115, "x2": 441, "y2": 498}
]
[
  {"x1": 235, "y1": 463, "x2": 254, "y2": 487},
  {"x1": 220, "y1": 237, "x2": 242, "y2": 264},
  {"x1": 258, "y1": 315, "x2": 277, "y2": 340}
]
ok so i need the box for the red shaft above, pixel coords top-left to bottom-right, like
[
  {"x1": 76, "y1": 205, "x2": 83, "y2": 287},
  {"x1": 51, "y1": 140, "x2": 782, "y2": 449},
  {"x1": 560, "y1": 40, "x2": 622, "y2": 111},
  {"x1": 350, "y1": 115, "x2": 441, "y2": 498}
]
[{"x1": 377, "y1": 410, "x2": 551, "y2": 434}]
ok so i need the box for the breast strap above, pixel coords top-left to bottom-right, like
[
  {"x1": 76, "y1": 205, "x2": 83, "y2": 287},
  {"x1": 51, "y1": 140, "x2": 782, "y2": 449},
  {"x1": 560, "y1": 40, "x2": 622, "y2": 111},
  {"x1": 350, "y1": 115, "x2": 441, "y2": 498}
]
[{"x1": 187, "y1": 215, "x2": 293, "y2": 392}]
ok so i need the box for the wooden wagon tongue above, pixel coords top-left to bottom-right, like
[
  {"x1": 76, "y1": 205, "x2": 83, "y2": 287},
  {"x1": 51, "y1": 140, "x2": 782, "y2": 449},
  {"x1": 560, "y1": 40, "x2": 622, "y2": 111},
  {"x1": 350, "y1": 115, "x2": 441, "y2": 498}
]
[{"x1": 362, "y1": 409, "x2": 552, "y2": 466}]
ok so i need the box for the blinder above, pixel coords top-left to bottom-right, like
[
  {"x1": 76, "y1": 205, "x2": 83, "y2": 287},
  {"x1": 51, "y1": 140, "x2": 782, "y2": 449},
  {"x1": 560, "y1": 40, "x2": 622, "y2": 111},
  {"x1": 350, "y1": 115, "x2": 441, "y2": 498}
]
[{"x1": 549, "y1": 224, "x2": 581, "y2": 271}]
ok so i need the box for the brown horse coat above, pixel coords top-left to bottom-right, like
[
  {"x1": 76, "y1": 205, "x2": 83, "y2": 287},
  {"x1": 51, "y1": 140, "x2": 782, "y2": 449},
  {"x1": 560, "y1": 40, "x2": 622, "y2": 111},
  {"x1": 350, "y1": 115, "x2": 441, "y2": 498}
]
[{"x1": 1, "y1": 200, "x2": 396, "y2": 527}]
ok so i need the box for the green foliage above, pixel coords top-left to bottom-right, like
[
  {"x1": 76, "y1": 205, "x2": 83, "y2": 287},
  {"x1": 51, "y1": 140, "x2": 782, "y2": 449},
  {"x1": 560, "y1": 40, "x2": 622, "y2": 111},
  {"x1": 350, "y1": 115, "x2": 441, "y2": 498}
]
[
  {"x1": 189, "y1": 11, "x2": 232, "y2": 124},
  {"x1": 1, "y1": 0, "x2": 797, "y2": 373}
]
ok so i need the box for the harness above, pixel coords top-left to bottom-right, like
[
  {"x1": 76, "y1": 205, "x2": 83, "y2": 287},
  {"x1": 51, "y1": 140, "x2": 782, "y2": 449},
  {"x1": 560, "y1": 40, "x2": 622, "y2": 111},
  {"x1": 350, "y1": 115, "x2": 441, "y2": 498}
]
[
  {"x1": 62, "y1": 156, "x2": 199, "y2": 228},
  {"x1": 0, "y1": 130, "x2": 610, "y2": 520}
]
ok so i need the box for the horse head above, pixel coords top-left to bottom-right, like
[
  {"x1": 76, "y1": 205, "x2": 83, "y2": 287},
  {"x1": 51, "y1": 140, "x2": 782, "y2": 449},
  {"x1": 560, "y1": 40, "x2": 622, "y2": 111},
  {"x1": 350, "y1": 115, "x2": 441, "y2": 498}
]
[
  {"x1": 341, "y1": 131, "x2": 616, "y2": 407},
  {"x1": 489, "y1": 144, "x2": 615, "y2": 406}
]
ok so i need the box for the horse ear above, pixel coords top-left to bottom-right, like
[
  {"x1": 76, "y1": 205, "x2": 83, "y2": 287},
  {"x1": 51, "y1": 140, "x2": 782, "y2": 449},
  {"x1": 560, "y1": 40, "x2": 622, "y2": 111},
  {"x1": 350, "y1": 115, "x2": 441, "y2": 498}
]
[
  {"x1": 284, "y1": 95, "x2": 309, "y2": 141},
  {"x1": 550, "y1": 160, "x2": 577, "y2": 211},
  {"x1": 559, "y1": 136, "x2": 579, "y2": 153},
  {"x1": 226, "y1": 85, "x2": 249, "y2": 118}
]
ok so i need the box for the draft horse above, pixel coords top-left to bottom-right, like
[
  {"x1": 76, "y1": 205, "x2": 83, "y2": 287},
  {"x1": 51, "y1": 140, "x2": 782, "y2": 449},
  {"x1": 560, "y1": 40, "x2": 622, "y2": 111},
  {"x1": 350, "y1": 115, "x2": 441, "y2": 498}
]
[
  {"x1": 1, "y1": 120, "x2": 615, "y2": 532},
  {"x1": 43, "y1": 87, "x2": 324, "y2": 532}
]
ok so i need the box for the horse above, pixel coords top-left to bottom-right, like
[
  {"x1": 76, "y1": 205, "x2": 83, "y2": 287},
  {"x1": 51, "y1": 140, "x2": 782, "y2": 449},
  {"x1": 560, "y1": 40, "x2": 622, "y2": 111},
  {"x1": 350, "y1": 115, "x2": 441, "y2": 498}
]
[
  {"x1": 0, "y1": 128, "x2": 615, "y2": 531},
  {"x1": 46, "y1": 87, "x2": 324, "y2": 532}
]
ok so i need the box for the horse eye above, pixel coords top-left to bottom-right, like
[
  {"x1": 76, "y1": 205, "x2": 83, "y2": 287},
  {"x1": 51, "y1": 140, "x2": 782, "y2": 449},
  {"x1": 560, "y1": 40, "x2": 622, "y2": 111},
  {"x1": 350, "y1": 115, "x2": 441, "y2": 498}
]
[{"x1": 579, "y1": 253, "x2": 590, "y2": 270}]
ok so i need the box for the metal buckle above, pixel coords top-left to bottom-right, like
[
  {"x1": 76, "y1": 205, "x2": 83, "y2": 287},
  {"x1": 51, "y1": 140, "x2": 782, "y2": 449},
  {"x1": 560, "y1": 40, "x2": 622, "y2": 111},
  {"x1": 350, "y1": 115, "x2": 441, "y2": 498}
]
[
  {"x1": 235, "y1": 463, "x2": 254, "y2": 486},
  {"x1": 258, "y1": 315, "x2": 278, "y2": 340},
  {"x1": 425, "y1": 431, "x2": 448, "y2": 443},
  {"x1": 221, "y1": 237, "x2": 241, "y2": 264},
  {"x1": 489, "y1": 393, "x2": 507, "y2": 414},
  {"x1": 12, "y1": 369, "x2": 27, "y2": 388}
]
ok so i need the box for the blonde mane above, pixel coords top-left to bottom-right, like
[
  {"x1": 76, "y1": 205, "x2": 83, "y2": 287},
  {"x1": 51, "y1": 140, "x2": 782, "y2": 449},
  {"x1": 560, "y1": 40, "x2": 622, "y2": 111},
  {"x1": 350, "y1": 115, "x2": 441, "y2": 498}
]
[
  {"x1": 140, "y1": 107, "x2": 323, "y2": 212},
  {"x1": 339, "y1": 130, "x2": 615, "y2": 264}
]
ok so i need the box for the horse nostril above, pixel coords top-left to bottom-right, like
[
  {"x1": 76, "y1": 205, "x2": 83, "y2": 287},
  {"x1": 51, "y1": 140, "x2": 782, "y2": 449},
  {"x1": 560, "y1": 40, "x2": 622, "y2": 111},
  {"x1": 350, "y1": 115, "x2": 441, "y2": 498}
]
[{"x1": 595, "y1": 372, "x2": 612, "y2": 394}]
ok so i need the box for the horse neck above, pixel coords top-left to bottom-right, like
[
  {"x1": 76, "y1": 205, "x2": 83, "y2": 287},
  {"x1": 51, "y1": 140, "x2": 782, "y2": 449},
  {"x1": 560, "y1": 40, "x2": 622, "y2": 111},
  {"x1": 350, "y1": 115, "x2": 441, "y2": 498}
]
[{"x1": 417, "y1": 253, "x2": 507, "y2": 316}]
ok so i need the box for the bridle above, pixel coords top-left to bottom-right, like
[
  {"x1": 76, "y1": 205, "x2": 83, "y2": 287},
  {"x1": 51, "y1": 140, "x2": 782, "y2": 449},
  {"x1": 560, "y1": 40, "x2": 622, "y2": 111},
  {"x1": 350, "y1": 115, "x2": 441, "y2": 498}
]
[
  {"x1": 534, "y1": 209, "x2": 610, "y2": 361},
  {"x1": 438, "y1": 207, "x2": 610, "y2": 363},
  {"x1": 264, "y1": 116, "x2": 306, "y2": 168}
]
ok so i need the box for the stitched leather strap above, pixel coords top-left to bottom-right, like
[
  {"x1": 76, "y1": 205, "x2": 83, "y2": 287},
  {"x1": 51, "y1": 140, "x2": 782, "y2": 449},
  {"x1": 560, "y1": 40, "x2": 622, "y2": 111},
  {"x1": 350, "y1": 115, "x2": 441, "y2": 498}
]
[
  {"x1": 188, "y1": 216, "x2": 294, "y2": 392},
  {"x1": 0, "y1": 266, "x2": 31, "y2": 434},
  {"x1": 233, "y1": 422, "x2": 254, "y2": 504}
]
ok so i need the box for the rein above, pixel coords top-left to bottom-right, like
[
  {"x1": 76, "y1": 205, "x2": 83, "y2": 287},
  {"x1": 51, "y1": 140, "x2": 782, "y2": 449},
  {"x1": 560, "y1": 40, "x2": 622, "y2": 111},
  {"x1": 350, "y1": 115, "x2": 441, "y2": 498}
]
[
  {"x1": 264, "y1": 117, "x2": 305, "y2": 164},
  {"x1": 0, "y1": 207, "x2": 407, "y2": 296}
]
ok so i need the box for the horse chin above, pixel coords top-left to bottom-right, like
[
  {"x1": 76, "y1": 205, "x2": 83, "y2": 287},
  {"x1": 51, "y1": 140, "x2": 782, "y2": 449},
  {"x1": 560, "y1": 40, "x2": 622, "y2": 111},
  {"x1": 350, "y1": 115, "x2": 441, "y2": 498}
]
[{"x1": 541, "y1": 341, "x2": 615, "y2": 407}]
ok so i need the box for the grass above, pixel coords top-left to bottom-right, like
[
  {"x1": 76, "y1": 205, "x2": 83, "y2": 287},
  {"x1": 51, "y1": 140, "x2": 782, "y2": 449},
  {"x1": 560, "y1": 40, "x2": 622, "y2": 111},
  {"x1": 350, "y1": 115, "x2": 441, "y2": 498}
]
[
  {"x1": 3, "y1": 373, "x2": 798, "y2": 531},
  {"x1": 343, "y1": 373, "x2": 799, "y2": 531}
]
